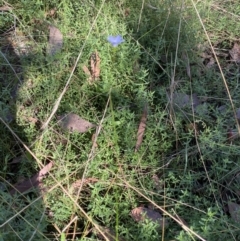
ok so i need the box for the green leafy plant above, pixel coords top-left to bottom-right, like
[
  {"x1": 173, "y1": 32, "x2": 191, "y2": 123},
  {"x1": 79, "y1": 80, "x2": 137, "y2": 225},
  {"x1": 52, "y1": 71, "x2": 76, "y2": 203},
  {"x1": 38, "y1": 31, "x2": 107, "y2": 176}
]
[{"x1": 1, "y1": 0, "x2": 240, "y2": 240}]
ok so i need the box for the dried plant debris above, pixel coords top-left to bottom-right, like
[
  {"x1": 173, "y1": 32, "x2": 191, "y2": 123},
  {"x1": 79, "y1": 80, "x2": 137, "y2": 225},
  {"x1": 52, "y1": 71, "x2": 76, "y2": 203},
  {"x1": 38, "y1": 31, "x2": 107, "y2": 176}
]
[
  {"x1": 9, "y1": 155, "x2": 25, "y2": 164},
  {"x1": 229, "y1": 42, "x2": 240, "y2": 63},
  {"x1": 169, "y1": 92, "x2": 201, "y2": 110},
  {"x1": 206, "y1": 57, "x2": 215, "y2": 68},
  {"x1": 131, "y1": 206, "x2": 167, "y2": 228},
  {"x1": 90, "y1": 51, "x2": 100, "y2": 80},
  {"x1": 46, "y1": 8, "x2": 57, "y2": 17},
  {"x1": 82, "y1": 65, "x2": 91, "y2": 78},
  {"x1": 0, "y1": 5, "x2": 12, "y2": 11},
  {"x1": 71, "y1": 177, "x2": 98, "y2": 194},
  {"x1": 135, "y1": 104, "x2": 148, "y2": 152},
  {"x1": 228, "y1": 201, "x2": 240, "y2": 223},
  {"x1": 227, "y1": 128, "x2": 240, "y2": 141},
  {"x1": 152, "y1": 174, "x2": 164, "y2": 191},
  {"x1": 197, "y1": 43, "x2": 231, "y2": 69},
  {"x1": 58, "y1": 113, "x2": 96, "y2": 133},
  {"x1": 9, "y1": 162, "x2": 53, "y2": 195},
  {"x1": 47, "y1": 25, "x2": 63, "y2": 56},
  {"x1": 82, "y1": 51, "x2": 100, "y2": 83}
]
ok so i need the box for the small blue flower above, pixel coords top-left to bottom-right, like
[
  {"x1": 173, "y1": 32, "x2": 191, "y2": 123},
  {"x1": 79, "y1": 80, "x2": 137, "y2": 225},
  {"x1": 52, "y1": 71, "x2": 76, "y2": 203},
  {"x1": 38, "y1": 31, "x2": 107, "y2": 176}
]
[{"x1": 107, "y1": 35, "x2": 124, "y2": 47}]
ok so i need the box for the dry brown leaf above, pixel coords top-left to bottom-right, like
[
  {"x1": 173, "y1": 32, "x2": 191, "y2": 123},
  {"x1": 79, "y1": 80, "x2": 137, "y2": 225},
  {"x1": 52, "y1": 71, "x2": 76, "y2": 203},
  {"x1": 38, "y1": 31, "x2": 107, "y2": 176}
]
[
  {"x1": 0, "y1": 5, "x2": 12, "y2": 11},
  {"x1": 152, "y1": 174, "x2": 163, "y2": 191},
  {"x1": 82, "y1": 65, "x2": 91, "y2": 77},
  {"x1": 229, "y1": 42, "x2": 240, "y2": 63},
  {"x1": 228, "y1": 201, "x2": 240, "y2": 222},
  {"x1": 93, "y1": 226, "x2": 126, "y2": 241},
  {"x1": 124, "y1": 8, "x2": 130, "y2": 17},
  {"x1": 47, "y1": 25, "x2": 63, "y2": 56},
  {"x1": 135, "y1": 104, "x2": 148, "y2": 152},
  {"x1": 9, "y1": 155, "x2": 24, "y2": 164},
  {"x1": 71, "y1": 177, "x2": 98, "y2": 193},
  {"x1": 48, "y1": 8, "x2": 57, "y2": 17},
  {"x1": 170, "y1": 92, "x2": 201, "y2": 109},
  {"x1": 199, "y1": 52, "x2": 212, "y2": 59},
  {"x1": 9, "y1": 162, "x2": 53, "y2": 195},
  {"x1": 28, "y1": 116, "x2": 39, "y2": 124},
  {"x1": 82, "y1": 51, "x2": 100, "y2": 84},
  {"x1": 91, "y1": 133, "x2": 98, "y2": 148},
  {"x1": 131, "y1": 207, "x2": 167, "y2": 228},
  {"x1": 206, "y1": 57, "x2": 215, "y2": 68},
  {"x1": 90, "y1": 51, "x2": 100, "y2": 80},
  {"x1": 217, "y1": 105, "x2": 227, "y2": 114},
  {"x1": 58, "y1": 113, "x2": 96, "y2": 133},
  {"x1": 227, "y1": 128, "x2": 240, "y2": 141}
]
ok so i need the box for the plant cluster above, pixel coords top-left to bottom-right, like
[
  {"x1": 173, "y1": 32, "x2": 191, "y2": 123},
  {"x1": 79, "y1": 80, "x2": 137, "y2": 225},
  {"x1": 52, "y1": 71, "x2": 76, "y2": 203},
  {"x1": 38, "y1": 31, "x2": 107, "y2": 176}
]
[{"x1": 1, "y1": 0, "x2": 240, "y2": 240}]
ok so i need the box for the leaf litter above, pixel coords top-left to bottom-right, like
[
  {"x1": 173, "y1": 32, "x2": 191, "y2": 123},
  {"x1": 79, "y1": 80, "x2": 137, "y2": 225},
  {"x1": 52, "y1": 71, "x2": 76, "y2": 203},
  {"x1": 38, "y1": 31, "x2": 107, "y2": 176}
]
[
  {"x1": 228, "y1": 201, "x2": 240, "y2": 223},
  {"x1": 169, "y1": 92, "x2": 201, "y2": 110},
  {"x1": 47, "y1": 25, "x2": 63, "y2": 56},
  {"x1": 131, "y1": 206, "x2": 167, "y2": 228},
  {"x1": 229, "y1": 42, "x2": 240, "y2": 63},
  {"x1": 9, "y1": 162, "x2": 53, "y2": 195},
  {"x1": 0, "y1": 5, "x2": 12, "y2": 11},
  {"x1": 58, "y1": 113, "x2": 96, "y2": 133},
  {"x1": 82, "y1": 51, "x2": 100, "y2": 84},
  {"x1": 135, "y1": 104, "x2": 148, "y2": 152},
  {"x1": 2, "y1": 5, "x2": 240, "y2": 240},
  {"x1": 71, "y1": 177, "x2": 98, "y2": 194}
]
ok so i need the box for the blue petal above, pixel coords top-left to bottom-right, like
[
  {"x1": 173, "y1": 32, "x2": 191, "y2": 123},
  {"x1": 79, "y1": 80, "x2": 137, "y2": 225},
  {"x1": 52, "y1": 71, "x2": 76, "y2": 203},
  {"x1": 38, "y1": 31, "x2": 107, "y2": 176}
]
[{"x1": 107, "y1": 35, "x2": 124, "y2": 47}]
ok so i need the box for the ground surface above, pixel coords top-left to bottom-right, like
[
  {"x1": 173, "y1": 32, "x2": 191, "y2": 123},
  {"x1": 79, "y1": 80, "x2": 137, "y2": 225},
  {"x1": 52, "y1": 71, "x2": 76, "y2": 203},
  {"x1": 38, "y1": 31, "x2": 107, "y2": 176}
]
[{"x1": 1, "y1": 0, "x2": 240, "y2": 240}]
